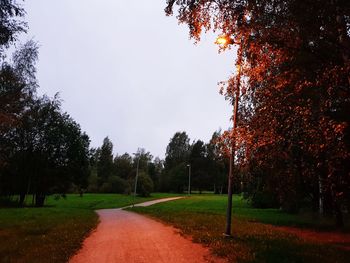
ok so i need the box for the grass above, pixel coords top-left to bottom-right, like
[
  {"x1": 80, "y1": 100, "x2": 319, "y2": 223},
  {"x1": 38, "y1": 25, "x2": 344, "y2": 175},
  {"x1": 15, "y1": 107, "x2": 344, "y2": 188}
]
[
  {"x1": 0, "y1": 193, "x2": 176, "y2": 263},
  {"x1": 131, "y1": 194, "x2": 350, "y2": 263}
]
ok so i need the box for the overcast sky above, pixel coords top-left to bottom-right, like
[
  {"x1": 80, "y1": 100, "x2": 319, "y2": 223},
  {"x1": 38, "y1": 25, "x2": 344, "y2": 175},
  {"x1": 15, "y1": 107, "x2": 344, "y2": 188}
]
[{"x1": 22, "y1": 0, "x2": 236, "y2": 159}]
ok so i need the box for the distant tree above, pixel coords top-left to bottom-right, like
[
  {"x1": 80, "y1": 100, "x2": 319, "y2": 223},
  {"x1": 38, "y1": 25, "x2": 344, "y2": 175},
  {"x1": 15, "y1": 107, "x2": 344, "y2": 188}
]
[
  {"x1": 164, "y1": 131, "x2": 190, "y2": 169},
  {"x1": 97, "y1": 137, "x2": 114, "y2": 180},
  {"x1": 100, "y1": 175, "x2": 129, "y2": 194},
  {"x1": 190, "y1": 140, "x2": 209, "y2": 193},
  {"x1": 136, "y1": 172, "x2": 154, "y2": 197},
  {"x1": 161, "y1": 132, "x2": 191, "y2": 192},
  {"x1": 207, "y1": 131, "x2": 227, "y2": 194},
  {"x1": 133, "y1": 148, "x2": 153, "y2": 171},
  {"x1": 63, "y1": 126, "x2": 90, "y2": 193},
  {"x1": 166, "y1": 163, "x2": 188, "y2": 193},
  {"x1": 114, "y1": 153, "x2": 133, "y2": 179},
  {"x1": 148, "y1": 157, "x2": 163, "y2": 192}
]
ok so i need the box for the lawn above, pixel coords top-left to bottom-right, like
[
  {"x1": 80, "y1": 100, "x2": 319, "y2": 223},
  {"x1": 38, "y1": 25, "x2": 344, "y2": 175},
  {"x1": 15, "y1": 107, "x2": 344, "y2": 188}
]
[
  {"x1": 131, "y1": 194, "x2": 350, "y2": 263},
  {"x1": 0, "y1": 193, "x2": 176, "y2": 263}
]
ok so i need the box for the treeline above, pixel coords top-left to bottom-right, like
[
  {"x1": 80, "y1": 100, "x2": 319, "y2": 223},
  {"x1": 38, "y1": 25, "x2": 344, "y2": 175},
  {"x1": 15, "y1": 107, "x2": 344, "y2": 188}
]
[
  {"x1": 86, "y1": 137, "x2": 158, "y2": 197},
  {"x1": 161, "y1": 131, "x2": 227, "y2": 193},
  {"x1": 86, "y1": 131, "x2": 228, "y2": 196},
  {"x1": 0, "y1": 2, "x2": 90, "y2": 206}
]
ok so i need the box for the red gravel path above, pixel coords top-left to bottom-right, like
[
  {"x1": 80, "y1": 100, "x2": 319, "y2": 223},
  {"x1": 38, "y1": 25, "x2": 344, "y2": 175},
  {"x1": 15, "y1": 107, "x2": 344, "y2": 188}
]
[{"x1": 69, "y1": 197, "x2": 225, "y2": 263}]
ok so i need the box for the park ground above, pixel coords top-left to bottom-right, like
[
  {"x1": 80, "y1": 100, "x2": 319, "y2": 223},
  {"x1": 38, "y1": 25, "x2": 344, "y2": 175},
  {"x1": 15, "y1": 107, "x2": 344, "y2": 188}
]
[
  {"x1": 131, "y1": 195, "x2": 350, "y2": 263},
  {"x1": 0, "y1": 193, "x2": 178, "y2": 263},
  {"x1": 1, "y1": 194, "x2": 350, "y2": 263}
]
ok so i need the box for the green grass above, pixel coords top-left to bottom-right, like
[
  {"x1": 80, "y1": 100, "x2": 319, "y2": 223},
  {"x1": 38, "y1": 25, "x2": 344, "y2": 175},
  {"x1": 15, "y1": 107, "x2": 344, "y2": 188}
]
[
  {"x1": 0, "y1": 193, "x2": 176, "y2": 263},
  {"x1": 131, "y1": 194, "x2": 350, "y2": 263}
]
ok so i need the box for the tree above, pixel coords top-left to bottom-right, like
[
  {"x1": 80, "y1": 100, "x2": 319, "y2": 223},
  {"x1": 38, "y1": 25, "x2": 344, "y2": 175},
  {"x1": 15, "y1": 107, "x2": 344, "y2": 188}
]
[
  {"x1": 148, "y1": 157, "x2": 163, "y2": 192},
  {"x1": 0, "y1": 3, "x2": 92, "y2": 208},
  {"x1": 164, "y1": 131, "x2": 190, "y2": 169},
  {"x1": 190, "y1": 140, "x2": 210, "y2": 193},
  {"x1": 133, "y1": 148, "x2": 153, "y2": 172},
  {"x1": 100, "y1": 175, "x2": 129, "y2": 194},
  {"x1": 207, "y1": 131, "x2": 227, "y2": 194},
  {"x1": 165, "y1": 0, "x2": 350, "y2": 226},
  {"x1": 1, "y1": 94, "x2": 91, "y2": 206},
  {"x1": 0, "y1": 0, "x2": 27, "y2": 55},
  {"x1": 114, "y1": 153, "x2": 133, "y2": 179},
  {"x1": 161, "y1": 132, "x2": 191, "y2": 192},
  {"x1": 0, "y1": 41, "x2": 38, "y2": 169},
  {"x1": 28, "y1": 96, "x2": 91, "y2": 206},
  {"x1": 136, "y1": 172, "x2": 154, "y2": 197},
  {"x1": 97, "y1": 137, "x2": 114, "y2": 181}
]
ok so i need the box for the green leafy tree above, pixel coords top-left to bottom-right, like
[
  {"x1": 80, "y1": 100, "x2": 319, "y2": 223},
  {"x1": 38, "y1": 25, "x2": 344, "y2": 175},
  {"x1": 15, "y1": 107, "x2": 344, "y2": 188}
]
[
  {"x1": 148, "y1": 157, "x2": 163, "y2": 192},
  {"x1": 113, "y1": 153, "x2": 133, "y2": 179},
  {"x1": 161, "y1": 132, "x2": 191, "y2": 192},
  {"x1": 207, "y1": 131, "x2": 227, "y2": 194},
  {"x1": 164, "y1": 131, "x2": 190, "y2": 169},
  {"x1": 97, "y1": 137, "x2": 114, "y2": 181},
  {"x1": 1, "y1": 95, "x2": 91, "y2": 206},
  {"x1": 190, "y1": 140, "x2": 210, "y2": 193},
  {"x1": 136, "y1": 172, "x2": 154, "y2": 197}
]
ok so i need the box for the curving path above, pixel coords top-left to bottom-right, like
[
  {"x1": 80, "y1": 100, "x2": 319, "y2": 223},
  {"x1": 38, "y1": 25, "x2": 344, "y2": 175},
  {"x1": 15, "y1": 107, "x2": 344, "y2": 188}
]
[{"x1": 69, "y1": 197, "x2": 225, "y2": 263}]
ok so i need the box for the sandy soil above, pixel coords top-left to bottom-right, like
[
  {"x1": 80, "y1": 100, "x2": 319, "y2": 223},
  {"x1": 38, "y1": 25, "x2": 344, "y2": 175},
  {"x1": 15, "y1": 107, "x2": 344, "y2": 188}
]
[{"x1": 69, "y1": 197, "x2": 225, "y2": 263}]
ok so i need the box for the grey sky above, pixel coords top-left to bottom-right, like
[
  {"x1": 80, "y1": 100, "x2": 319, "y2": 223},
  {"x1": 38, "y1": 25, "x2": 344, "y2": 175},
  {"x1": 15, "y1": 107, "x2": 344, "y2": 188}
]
[{"x1": 23, "y1": 0, "x2": 235, "y2": 159}]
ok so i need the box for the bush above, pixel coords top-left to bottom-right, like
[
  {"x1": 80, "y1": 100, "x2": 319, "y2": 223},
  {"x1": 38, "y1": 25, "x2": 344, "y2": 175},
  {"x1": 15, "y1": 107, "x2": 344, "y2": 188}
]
[
  {"x1": 100, "y1": 176, "x2": 129, "y2": 193},
  {"x1": 109, "y1": 176, "x2": 129, "y2": 194},
  {"x1": 251, "y1": 191, "x2": 279, "y2": 209},
  {"x1": 136, "y1": 172, "x2": 154, "y2": 197},
  {"x1": 87, "y1": 173, "x2": 99, "y2": 193}
]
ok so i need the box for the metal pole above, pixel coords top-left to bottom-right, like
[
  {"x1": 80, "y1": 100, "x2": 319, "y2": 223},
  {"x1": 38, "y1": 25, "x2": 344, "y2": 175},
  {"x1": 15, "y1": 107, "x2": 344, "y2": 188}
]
[
  {"x1": 187, "y1": 164, "x2": 191, "y2": 195},
  {"x1": 132, "y1": 156, "x2": 140, "y2": 207},
  {"x1": 225, "y1": 50, "x2": 242, "y2": 237}
]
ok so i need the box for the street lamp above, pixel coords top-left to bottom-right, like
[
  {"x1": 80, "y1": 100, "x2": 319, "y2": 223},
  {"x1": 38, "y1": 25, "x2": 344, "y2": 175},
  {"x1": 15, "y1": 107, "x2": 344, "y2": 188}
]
[
  {"x1": 215, "y1": 36, "x2": 237, "y2": 47},
  {"x1": 216, "y1": 35, "x2": 242, "y2": 237},
  {"x1": 187, "y1": 164, "x2": 191, "y2": 195},
  {"x1": 132, "y1": 153, "x2": 140, "y2": 207}
]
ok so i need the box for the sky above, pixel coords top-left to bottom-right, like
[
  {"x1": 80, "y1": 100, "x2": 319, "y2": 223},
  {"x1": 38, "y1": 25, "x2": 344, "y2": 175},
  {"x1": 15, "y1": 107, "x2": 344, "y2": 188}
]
[{"x1": 22, "y1": 0, "x2": 236, "y2": 159}]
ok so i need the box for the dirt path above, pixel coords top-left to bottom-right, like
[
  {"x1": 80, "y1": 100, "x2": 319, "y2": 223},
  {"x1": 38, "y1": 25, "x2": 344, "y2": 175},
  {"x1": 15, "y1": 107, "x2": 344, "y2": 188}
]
[
  {"x1": 275, "y1": 226, "x2": 350, "y2": 250},
  {"x1": 69, "y1": 197, "x2": 225, "y2": 263}
]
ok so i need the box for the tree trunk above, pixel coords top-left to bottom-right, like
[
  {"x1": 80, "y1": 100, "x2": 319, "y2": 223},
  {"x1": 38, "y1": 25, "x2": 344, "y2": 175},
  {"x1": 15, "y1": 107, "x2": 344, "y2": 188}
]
[
  {"x1": 335, "y1": 202, "x2": 344, "y2": 228},
  {"x1": 35, "y1": 194, "x2": 46, "y2": 207},
  {"x1": 19, "y1": 193, "x2": 26, "y2": 206}
]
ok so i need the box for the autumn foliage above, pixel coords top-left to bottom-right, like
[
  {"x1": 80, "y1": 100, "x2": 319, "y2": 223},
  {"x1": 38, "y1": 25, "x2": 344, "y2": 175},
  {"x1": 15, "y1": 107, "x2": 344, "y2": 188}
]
[{"x1": 166, "y1": 0, "x2": 350, "y2": 225}]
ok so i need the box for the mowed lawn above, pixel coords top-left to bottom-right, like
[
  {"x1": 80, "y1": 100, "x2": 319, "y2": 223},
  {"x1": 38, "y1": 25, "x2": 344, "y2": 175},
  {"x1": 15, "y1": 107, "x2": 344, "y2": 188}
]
[
  {"x1": 0, "y1": 193, "x2": 176, "y2": 263},
  {"x1": 131, "y1": 195, "x2": 350, "y2": 263}
]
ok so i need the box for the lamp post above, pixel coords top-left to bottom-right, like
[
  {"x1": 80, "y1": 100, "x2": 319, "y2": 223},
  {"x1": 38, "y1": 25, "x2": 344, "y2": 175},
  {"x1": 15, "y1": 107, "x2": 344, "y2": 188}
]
[
  {"x1": 216, "y1": 36, "x2": 242, "y2": 237},
  {"x1": 132, "y1": 153, "x2": 140, "y2": 207},
  {"x1": 187, "y1": 164, "x2": 191, "y2": 195}
]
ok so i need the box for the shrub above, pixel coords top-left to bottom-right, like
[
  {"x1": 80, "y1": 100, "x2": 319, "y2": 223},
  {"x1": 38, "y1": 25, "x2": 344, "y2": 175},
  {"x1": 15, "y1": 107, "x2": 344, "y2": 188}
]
[
  {"x1": 136, "y1": 172, "x2": 154, "y2": 197},
  {"x1": 251, "y1": 191, "x2": 279, "y2": 209}
]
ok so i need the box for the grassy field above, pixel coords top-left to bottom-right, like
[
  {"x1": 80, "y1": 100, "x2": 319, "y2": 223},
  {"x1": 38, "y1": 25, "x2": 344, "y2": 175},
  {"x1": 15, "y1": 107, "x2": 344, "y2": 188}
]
[
  {"x1": 0, "y1": 193, "x2": 176, "y2": 263},
  {"x1": 131, "y1": 195, "x2": 350, "y2": 263}
]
